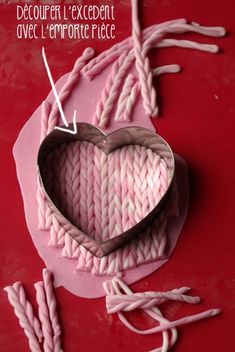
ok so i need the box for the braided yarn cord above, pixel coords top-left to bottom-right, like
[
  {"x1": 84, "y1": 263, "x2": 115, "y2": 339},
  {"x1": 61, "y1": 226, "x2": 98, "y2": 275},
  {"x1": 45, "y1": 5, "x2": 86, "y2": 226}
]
[
  {"x1": 4, "y1": 270, "x2": 62, "y2": 352},
  {"x1": 103, "y1": 276, "x2": 221, "y2": 352}
]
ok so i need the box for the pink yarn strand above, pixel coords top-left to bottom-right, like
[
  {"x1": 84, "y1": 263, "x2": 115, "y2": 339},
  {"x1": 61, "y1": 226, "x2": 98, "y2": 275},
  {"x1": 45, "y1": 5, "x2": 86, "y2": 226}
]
[
  {"x1": 104, "y1": 276, "x2": 221, "y2": 351},
  {"x1": 4, "y1": 271, "x2": 62, "y2": 352},
  {"x1": 34, "y1": 281, "x2": 54, "y2": 352},
  {"x1": 41, "y1": 100, "x2": 51, "y2": 141},
  {"x1": 4, "y1": 283, "x2": 42, "y2": 352},
  {"x1": 45, "y1": 141, "x2": 172, "y2": 275},
  {"x1": 42, "y1": 269, "x2": 62, "y2": 352},
  {"x1": 131, "y1": 0, "x2": 158, "y2": 117},
  {"x1": 115, "y1": 74, "x2": 135, "y2": 121},
  {"x1": 83, "y1": 20, "x2": 225, "y2": 81},
  {"x1": 157, "y1": 38, "x2": 219, "y2": 52},
  {"x1": 93, "y1": 51, "x2": 127, "y2": 128},
  {"x1": 13, "y1": 282, "x2": 43, "y2": 343}
]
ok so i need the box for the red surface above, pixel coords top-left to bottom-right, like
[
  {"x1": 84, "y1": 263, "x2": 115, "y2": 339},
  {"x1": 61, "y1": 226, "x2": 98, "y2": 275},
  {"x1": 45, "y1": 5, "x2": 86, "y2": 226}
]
[{"x1": 0, "y1": 1, "x2": 235, "y2": 351}]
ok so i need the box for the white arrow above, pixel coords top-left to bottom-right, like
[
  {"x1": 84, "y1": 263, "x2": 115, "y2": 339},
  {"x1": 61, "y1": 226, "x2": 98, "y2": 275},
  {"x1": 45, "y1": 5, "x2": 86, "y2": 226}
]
[{"x1": 42, "y1": 47, "x2": 77, "y2": 135}]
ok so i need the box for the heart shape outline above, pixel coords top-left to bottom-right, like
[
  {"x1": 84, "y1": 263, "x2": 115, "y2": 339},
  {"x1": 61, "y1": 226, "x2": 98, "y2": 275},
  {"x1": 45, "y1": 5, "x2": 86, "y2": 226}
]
[{"x1": 37, "y1": 123, "x2": 175, "y2": 257}]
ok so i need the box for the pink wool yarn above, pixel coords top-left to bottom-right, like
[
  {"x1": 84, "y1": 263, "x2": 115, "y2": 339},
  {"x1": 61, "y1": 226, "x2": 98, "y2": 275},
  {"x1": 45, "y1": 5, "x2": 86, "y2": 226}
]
[
  {"x1": 115, "y1": 74, "x2": 136, "y2": 121},
  {"x1": 93, "y1": 51, "x2": 127, "y2": 127},
  {"x1": 40, "y1": 100, "x2": 51, "y2": 141},
  {"x1": 42, "y1": 141, "x2": 171, "y2": 273}
]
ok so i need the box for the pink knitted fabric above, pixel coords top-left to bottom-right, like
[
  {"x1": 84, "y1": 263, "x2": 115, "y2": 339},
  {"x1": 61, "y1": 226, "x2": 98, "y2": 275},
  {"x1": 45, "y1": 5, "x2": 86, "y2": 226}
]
[
  {"x1": 34, "y1": 273, "x2": 62, "y2": 352},
  {"x1": 37, "y1": 101, "x2": 52, "y2": 230},
  {"x1": 42, "y1": 143, "x2": 169, "y2": 240},
  {"x1": 40, "y1": 141, "x2": 176, "y2": 276}
]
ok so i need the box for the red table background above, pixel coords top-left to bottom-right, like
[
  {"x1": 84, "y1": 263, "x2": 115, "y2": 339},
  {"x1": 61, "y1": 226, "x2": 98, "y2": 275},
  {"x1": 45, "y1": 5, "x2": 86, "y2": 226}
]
[{"x1": 0, "y1": 1, "x2": 235, "y2": 351}]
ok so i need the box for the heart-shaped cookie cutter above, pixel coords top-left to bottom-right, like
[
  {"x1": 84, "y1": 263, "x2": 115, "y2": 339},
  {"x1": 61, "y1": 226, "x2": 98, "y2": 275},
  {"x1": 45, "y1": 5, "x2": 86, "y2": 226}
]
[{"x1": 37, "y1": 123, "x2": 175, "y2": 257}]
